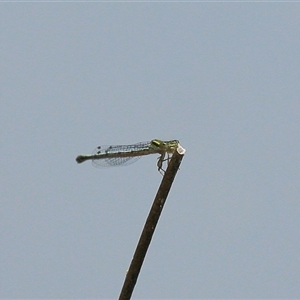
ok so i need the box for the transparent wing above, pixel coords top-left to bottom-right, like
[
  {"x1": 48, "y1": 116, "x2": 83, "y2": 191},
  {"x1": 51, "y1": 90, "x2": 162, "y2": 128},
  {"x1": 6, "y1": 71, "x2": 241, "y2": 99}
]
[
  {"x1": 91, "y1": 141, "x2": 150, "y2": 168},
  {"x1": 92, "y1": 155, "x2": 141, "y2": 168}
]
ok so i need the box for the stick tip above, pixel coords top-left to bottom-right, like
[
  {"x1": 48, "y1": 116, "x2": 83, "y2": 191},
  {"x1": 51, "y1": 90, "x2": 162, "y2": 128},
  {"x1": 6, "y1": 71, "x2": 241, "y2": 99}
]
[{"x1": 177, "y1": 144, "x2": 186, "y2": 155}]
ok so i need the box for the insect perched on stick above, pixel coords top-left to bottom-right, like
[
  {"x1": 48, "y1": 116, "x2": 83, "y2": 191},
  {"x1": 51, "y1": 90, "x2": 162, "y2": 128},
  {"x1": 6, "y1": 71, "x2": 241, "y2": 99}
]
[{"x1": 76, "y1": 139, "x2": 180, "y2": 174}]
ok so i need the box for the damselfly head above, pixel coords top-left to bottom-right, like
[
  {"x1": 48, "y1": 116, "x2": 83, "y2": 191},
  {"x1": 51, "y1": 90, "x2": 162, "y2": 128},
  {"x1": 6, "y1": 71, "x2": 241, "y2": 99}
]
[{"x1": 150, "y1": 139, "x2": 179, "y2": 151}]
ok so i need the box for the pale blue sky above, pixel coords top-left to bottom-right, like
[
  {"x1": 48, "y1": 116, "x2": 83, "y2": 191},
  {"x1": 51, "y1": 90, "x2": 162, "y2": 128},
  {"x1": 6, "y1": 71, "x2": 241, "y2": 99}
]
[{"x1": 1, "y1": 3, "x2": 300, "y2": 299}]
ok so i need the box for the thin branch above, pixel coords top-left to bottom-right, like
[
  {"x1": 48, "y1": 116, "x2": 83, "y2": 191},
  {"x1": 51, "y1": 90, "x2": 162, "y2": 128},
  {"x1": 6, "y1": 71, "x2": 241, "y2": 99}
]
[{"x1": 119, "y1": 147, "x2": 185, "y2": 300}]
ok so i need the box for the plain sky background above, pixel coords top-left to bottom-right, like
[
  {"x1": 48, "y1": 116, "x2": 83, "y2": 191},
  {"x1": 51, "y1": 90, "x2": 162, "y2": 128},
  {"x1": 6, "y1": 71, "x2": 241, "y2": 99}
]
[{"x1": 1, "y1": 2, "x2": 300, "y2": 299}]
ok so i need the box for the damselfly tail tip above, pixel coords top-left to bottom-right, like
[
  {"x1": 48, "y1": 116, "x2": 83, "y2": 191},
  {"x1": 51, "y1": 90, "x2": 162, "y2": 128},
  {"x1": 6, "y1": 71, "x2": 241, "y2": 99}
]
[{"x1": 76, "y1": 155, "x2": 85, "y2": 163}]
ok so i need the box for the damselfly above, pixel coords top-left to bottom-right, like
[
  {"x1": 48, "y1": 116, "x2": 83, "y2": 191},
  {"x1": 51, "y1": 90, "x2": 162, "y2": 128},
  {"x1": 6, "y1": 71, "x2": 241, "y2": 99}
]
[{"x1": 76, "y1": 139, "x2": 179, "y2": 174}]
